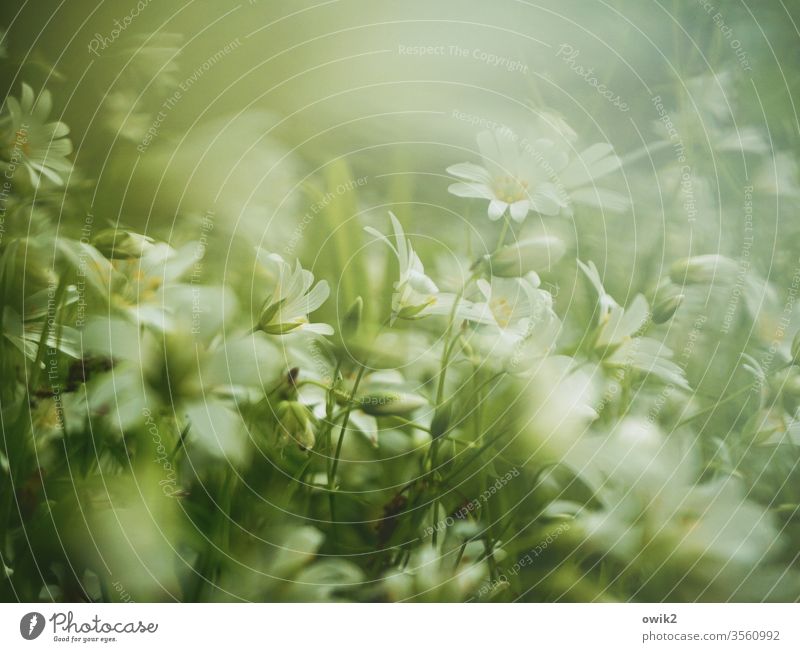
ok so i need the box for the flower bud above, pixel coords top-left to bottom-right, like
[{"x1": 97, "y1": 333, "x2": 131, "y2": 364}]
[
  {"x1": 92, "y1": 229, "x2": 155, "y2": 259},
  {"x1": 395, "y1": 301, "x2": 435, "y2": 321},
  {"x1": 781, "y1": 370, "x2": 800, "y2": 415},
  {"x1": 651, "y1": 293, "x2": 684, "y2": 324},
  {"x1": 276, "y1": 401, "x2": 316, "y2": 450},
  {"x1": 357, "y1": 390, "x2": 428, "y2": 416},
  {"x1": 488, "y1": 236, "x2": 566, "y2": 278},
  {"x1": 258, "y1": 298, "x2": 302, "y2": 334},
  {"x1": 430, "y1": 400, "x2": 453, "y2": 439},
  {"x1": 669, "y1": 255, "x2": 738, "y2": 285},
  {"x1": 393, "y1": 270, "x2": 439, "y2": 321}
]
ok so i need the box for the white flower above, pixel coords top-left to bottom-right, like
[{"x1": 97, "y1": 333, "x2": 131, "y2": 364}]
[
  {"x1": 1, "y1": 83, "x2": 72, "y2": 187},
  {"x1": 579, "y1": 259, "x2": 651, "y2": 346},
  {"x1": 2, "y1": 307, "x2": 81, "y2": 361},
  {"x1": 521, "y1": 356, "x2": 600, "y2": 459},
  {"x1": 117, "y1": 242, "x2": 198, "y2": 320},
  {"x1": 214, "y1": 525, "x2": 363, "y2": 601},
  {"x1": 579, "y1": 260, "x2": 690, "y2": 390},
  {"x1": 382, "y1": 543, "x2": 488, "y2": 602},
  {"x1": 92, "y1": 229, "x2": 157, "y2": 259},
  {"x1": 365, "y1": 212, "x2": 457, "y2": 322},
  {"x1": 447, "y1": 122, "x2": 626, "y2": 222},
  {"x1": 82, "y1": 315, "x2": 281, "y2": 464},
  {"x1": 558, "y1": 419, "x2": 779, "y2": 596},
  {"x1": 577, "y1": 260, "x2": 619, "y2": 321},
  {"x1": 469, "y1": 274, "x2": 549, "y2": 333},
  {"x1": 605, "y1": 336, "x2": 691, "y2": 391},
  {"x1": 459, "y1": 273, "x2": 560, "y2": 366},
  {"x1": 447, "y1": 127, "x2": 566, "y2": 222},
  {"x1": 57, "y1": 235, "x2": 211, "y2": 332},
  {"x1": 255, "y1": 250, "x2": 333, "y2": 335}
]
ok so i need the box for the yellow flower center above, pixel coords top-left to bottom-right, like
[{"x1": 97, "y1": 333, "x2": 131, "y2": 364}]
[
  {"x1": 490, "y1": 296, "x2": 514, "y2": 328},
  {"x1": 493, "y1": 175, "x2": 528, "y2": 203},
  {"x1": 13, "y1": 129, "x2": 30, "y2": 156}
]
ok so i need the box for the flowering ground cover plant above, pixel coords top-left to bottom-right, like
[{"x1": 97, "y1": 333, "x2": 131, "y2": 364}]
[{"x1": 0, "y1": 0, "x2": 799, "y2": 603}]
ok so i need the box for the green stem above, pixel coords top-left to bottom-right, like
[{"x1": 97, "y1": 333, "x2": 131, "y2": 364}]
[
  {"x1": 676, "y1": 382, "x2": 758, "y2": 428},
  {"x1": 385, "y1": 415, "x2": 432, "y2": 433},
  {"x1": 495, "y1": 216, "x2": 511, "y2": 251},
  {"x1": 472, "y1": 368, "x2": 497, "y2": 578},
  {"x1": 328, "y1": 363, "x2": 368, "y2": 540},
  {"x1": 442, "y1": 427, "x2": 510, "y2": 486},
  {"x1": 189, "y1": 469, "x2": 235, "y2": 601},
  {"x1": 322, "y1": 359, "x2": 343, "y2": 479},
  {"x1": 296, "y1": 378, "x2": 333, "y2": 392},
  {"x1": 1, "y1": 274, "x2": 69, "y2": 549}
]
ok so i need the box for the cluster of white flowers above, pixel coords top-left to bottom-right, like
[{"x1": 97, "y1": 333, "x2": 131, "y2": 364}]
[
  {"x1": 447, "y1": 116, "x2": 628, "y2": 222},
  {"x1": 3, "y1": 51, "x2": 799, "y2": 604},
  {"x1": 1, "y1": 83, "x2": 72, "y2": 187}
]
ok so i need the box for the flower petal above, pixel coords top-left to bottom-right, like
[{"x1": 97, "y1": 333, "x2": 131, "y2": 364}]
[
  {"x1": 446, "y1": 162, "x2": 492, "y2": 183},
  {"x1": 302, "y1": 322, "x2": 335, "y2": 336},
  {"x1": 509, "y1": 200, "x2": 530, "y2": 222},
  {"x1": 447, "y1": 181, "x2": 493, "y2": 199},
  {"x1": 488, "y1": 199, "x2": 508, "y2": 220},
  {"x1": 184, "y1": 399, "x2": 249, "y2": 464}
]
